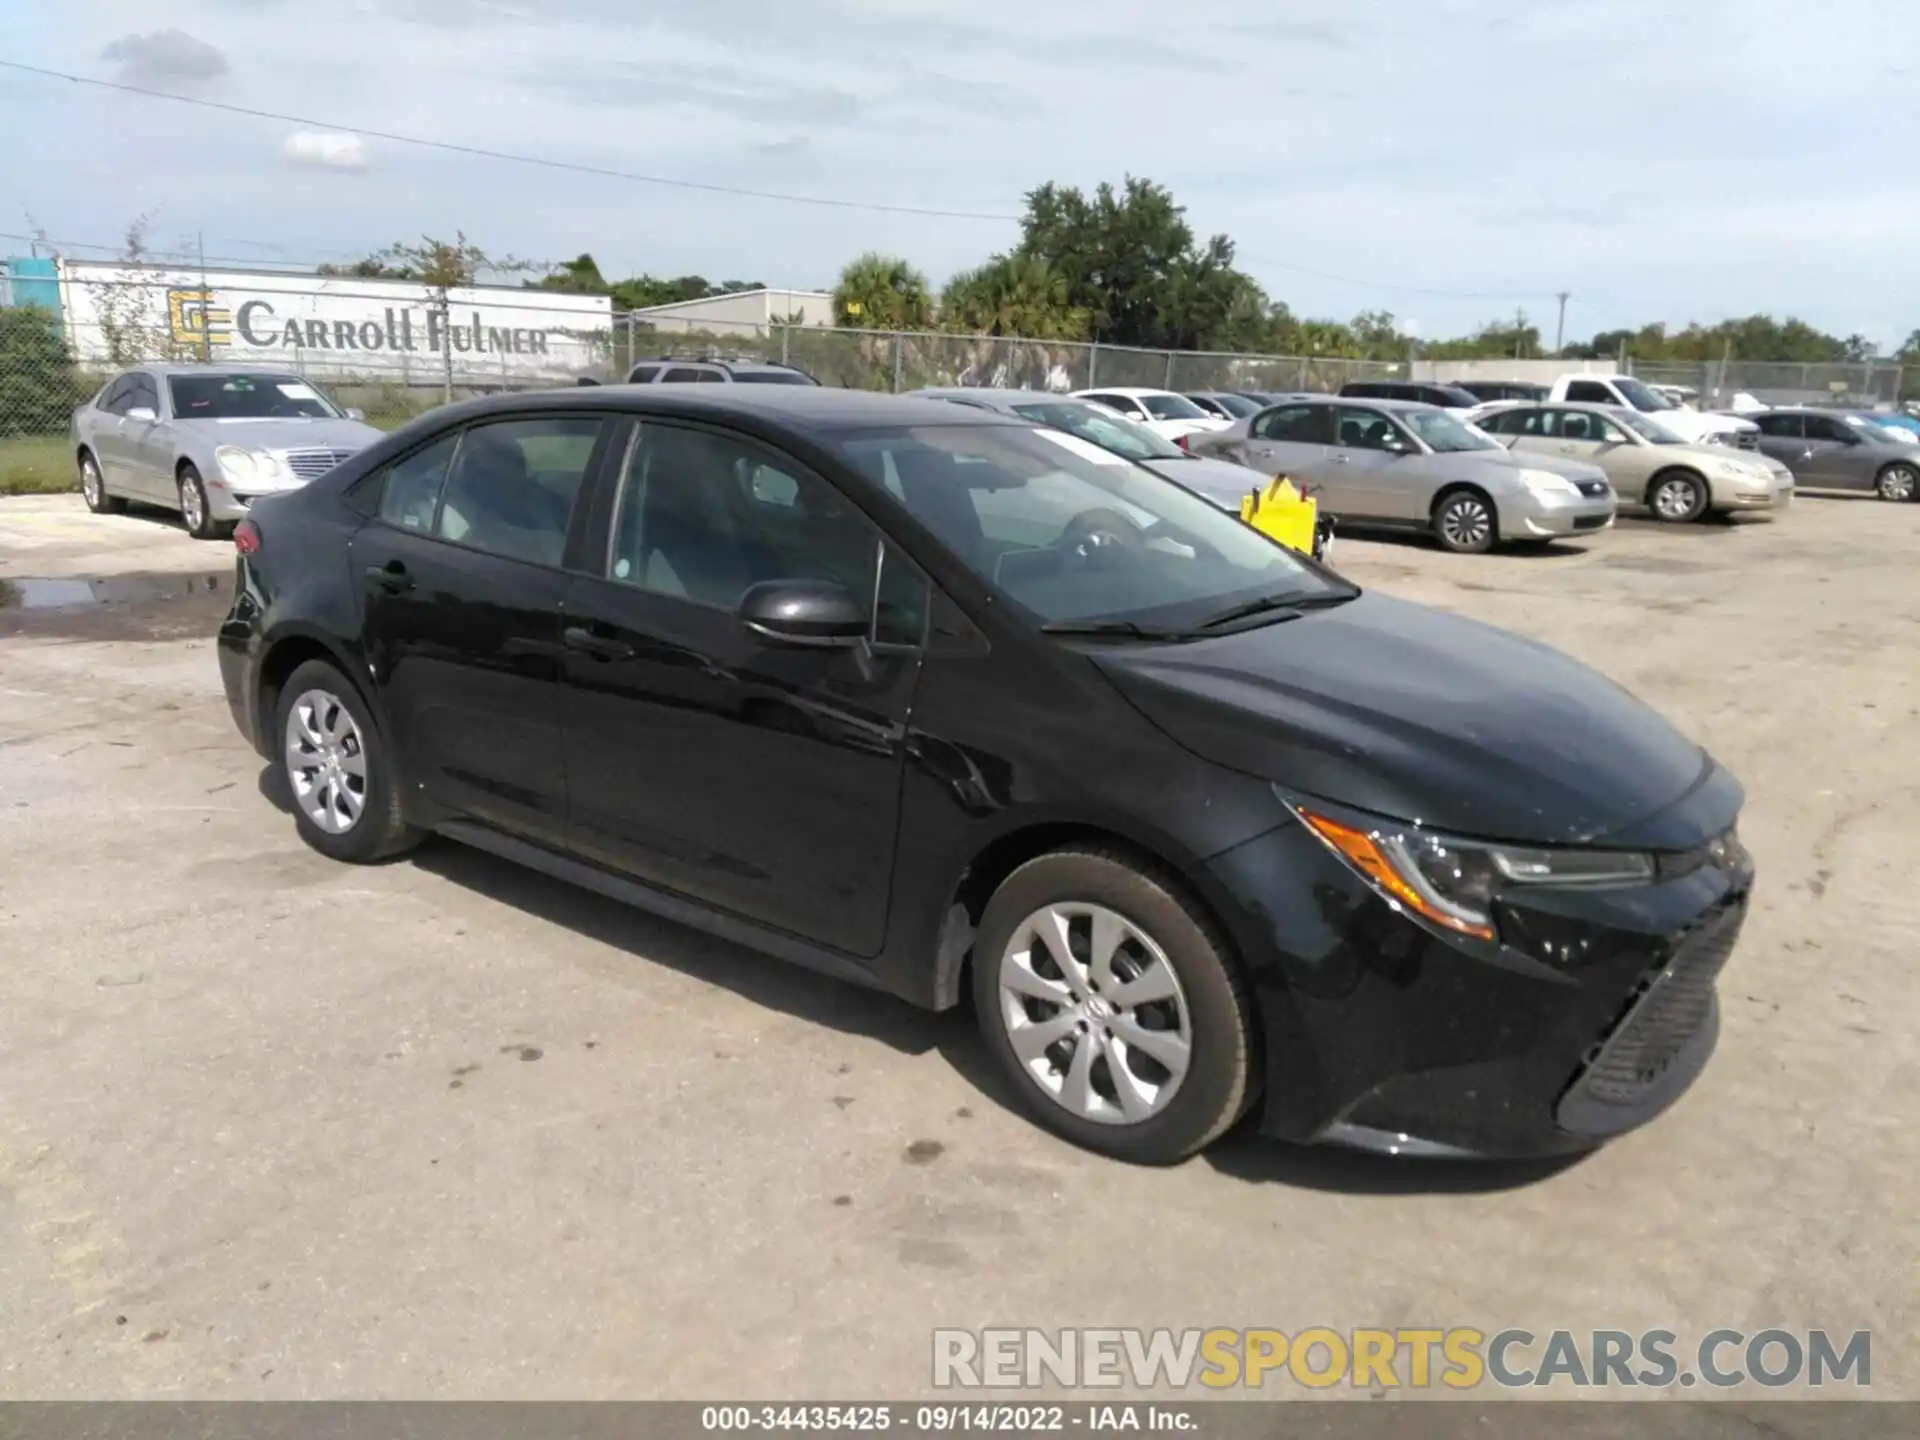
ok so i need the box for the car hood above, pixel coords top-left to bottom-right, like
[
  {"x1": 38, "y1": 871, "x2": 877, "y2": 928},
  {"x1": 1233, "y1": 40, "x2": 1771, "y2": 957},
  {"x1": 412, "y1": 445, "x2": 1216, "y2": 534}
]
[
  {"x1": 176, "y1": 417, "x2": 387, "y2": 451},
  {"x1": 1476, "y1": 448, "x2": 1612, "y2": 484},
  {"x1": 1141, "y1": 454, "x2": 1269, "y2": 509},
  {"x1": 1094, "y1": 591, "x2": 1735, "y2": 848},
  {"x1": 1655, "y1": 410, "x2": 1754, "y2": 441}
]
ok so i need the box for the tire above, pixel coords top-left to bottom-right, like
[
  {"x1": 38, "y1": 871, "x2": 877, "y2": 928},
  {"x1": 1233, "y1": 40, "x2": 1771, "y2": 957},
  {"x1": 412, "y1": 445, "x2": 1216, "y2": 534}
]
[
  {"x1": 274, "y1": 659, "x2": 422, "y2": 864},
  {"x1": 177, "y1": 463, "x2": 229, "y2": 540},
  {"x1": 79, "y1": 450, "x2": 124, "y2": 514},
  {"x1": 972, "y1": 847, "x2": 1258, "y2": 1165},
  {"x1": 1647, "y1": 470, "x2": 1709, "y2": 524},
  {"x1": 1875, "y1": 463, "x2": 1918, "y2": 503},
  {"x1": 1431, "y1": 488, "x2": 1497, "y2": 554}
]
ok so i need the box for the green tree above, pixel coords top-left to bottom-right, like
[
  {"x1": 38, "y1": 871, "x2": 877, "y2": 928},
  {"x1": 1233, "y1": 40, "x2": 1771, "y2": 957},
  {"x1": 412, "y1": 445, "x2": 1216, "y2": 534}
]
[
  {"x1": 0, "y1": 307, "x2": 80, "y2": 437},
  {"x1": 529, "y1": 253, "x2": 610, "y2": 294},
  {"x1": 1014, "y1": 176, "x2": 1258, "y2": 350},
  {"x1": 939, "y1": 253, "x2": 1087, "y2": 339},
  {"x1": 833, "y1": 253, "x2": 933, "y2": 329}
]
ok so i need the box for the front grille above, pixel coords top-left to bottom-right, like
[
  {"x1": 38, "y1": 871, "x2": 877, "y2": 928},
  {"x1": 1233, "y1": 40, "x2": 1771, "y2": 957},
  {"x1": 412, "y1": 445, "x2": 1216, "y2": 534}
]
[
  {"x1": 1729, "y1": 432, "x2": 1760, "y2": 451},
  {"x1": 1572, "y1": 515, "x2": 1608, "y2": 530},
  {"x1": 282, "y1": 448, "x2": 355, "y2": 481},
  {"x1": 1571, "y1": 906, "x2": 1740, "y2": 1106}
]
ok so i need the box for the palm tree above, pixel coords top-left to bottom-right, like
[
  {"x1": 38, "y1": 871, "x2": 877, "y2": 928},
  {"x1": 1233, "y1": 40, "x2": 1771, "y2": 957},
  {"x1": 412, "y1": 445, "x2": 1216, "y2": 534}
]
[
  {"x1": 833, "y1": 253, "x2": 934, "y2": 331},
  {"x1": 940, "y1": 254, "x2": 1087, "y2": 341}
]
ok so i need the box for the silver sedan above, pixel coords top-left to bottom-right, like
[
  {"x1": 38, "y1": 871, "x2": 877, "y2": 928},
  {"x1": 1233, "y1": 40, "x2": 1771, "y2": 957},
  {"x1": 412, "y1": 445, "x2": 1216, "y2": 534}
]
[
  {"x1": 72, "y1": 364, "x2": 385, "y2": 539},
  {"x1": 906, "y1": 388, "x2": 1272, "y2": 511},
  {"x1": 1191, "y1": 396, "x2": 1616, "y2": 553}
]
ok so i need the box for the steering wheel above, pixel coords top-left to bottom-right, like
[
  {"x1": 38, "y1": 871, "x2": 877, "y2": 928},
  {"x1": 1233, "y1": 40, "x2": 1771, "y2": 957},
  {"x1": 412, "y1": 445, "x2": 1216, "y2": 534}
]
[{"x1": 1061, "y1": 507, "x2": 1154, "y2": 562}]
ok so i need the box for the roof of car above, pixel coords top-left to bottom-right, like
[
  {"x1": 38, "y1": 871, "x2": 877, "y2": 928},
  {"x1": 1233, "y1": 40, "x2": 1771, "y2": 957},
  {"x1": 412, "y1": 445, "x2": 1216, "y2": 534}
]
[
  {"x1": 128, "y1": 362, "x2": 306, "y2": 377},
  {"x1": 909, "y1": 387, "x2": 1078, "y2": 408},
  {"x1": 419, "y1": 384, "x2": 1015, "y2": 433},
  {"x1": 1075, "y1": 386, "x2": 1185, "y2": 397}
]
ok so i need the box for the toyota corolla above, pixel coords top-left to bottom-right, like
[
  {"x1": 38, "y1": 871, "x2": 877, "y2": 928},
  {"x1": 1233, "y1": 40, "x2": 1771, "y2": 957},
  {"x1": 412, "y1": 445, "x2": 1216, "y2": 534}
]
[{"x1": 216, "y1": 388, "x2": 1751, "y2": 1164}]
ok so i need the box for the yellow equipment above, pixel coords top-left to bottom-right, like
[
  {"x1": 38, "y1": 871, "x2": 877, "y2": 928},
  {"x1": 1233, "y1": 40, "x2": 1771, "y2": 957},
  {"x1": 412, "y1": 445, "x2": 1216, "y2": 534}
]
[{"x1": 1239, "y1": 475, "x2": 1320, "y2": 557}]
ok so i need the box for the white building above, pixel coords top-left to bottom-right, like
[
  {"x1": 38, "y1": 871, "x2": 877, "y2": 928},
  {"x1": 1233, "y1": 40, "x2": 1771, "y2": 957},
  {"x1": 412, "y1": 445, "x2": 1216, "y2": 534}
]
[
  {"x1": 628, "y1": 287, "x2": 834, "y2": 335},
  {"x1": 52, "y1": 259, "x2": 612, "y2": 384}
]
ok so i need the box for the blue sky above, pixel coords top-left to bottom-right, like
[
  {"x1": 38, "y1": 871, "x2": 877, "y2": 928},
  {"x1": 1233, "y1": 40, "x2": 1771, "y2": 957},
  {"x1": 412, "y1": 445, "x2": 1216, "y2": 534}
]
[{"x1": 3, "y1": 0, "x2": 1918, "y2": 347}]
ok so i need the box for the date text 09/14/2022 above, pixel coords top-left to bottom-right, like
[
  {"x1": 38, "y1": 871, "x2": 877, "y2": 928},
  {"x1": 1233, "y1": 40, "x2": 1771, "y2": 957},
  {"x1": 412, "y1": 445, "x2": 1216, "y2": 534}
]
[{"x1": 700, "y1": 1405, "x2": 1196, "y2": 1432}]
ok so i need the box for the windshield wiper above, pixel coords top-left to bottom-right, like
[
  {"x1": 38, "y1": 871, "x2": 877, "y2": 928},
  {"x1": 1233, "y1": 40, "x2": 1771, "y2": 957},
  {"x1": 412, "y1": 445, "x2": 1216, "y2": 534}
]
[
  {"x1": 1039, "y1": 618, "x2": 1192, "y2": 640},
  {"x1": 1194, "y1": 588, "x2": 1359, "y2": 630}
]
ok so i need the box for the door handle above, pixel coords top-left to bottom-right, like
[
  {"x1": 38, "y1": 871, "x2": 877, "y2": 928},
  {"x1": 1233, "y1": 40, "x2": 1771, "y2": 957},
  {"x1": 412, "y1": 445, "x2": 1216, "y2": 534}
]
[
  {"x1": 365, "y1": 561, "x2": 412, "y2": 594},
  {"x1": 562, "y1": 626, "x2": 634, "y2": 662},
  {"x1": 1327, "y1": 453, "x2": 1349, "y2": 464}
]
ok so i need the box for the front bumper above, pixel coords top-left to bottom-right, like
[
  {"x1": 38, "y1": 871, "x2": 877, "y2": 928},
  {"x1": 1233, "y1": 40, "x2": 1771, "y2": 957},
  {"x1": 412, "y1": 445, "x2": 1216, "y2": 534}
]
[
  {"x1": 1202, "y1": 800, "x2": 1751, "y2": 1159},
  {"x1": 1713, "y1": 478, "x2": 1789, "y2": 511},
  {"x1": 1503, "y1": 490, "x2": 1617, "y2": 539}
]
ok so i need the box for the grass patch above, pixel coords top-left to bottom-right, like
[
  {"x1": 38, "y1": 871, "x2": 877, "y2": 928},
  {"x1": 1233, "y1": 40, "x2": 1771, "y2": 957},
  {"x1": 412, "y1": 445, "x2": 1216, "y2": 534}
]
[{"x1": 0, "y1": 436, "x2": 77, "y2": 496}]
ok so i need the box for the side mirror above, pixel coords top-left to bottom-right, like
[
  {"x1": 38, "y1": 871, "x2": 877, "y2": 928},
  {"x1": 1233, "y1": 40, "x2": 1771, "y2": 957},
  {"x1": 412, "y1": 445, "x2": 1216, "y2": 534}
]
[
  {"x1": 738, "y1": 579, "x2": 868, "y2": 648},
  {"x1": 344, "y1": 407, "x2": 366, "y2": 421},
  {"x1": 126, "y1": 406, "x2": 157, "y2": 422}
]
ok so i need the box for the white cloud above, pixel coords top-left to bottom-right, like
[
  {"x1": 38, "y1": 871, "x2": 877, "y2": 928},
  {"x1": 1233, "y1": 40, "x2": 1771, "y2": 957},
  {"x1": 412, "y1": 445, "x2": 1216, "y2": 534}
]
[{"x1": 283, "y1": 132, "x2": 371, "y2": 171}]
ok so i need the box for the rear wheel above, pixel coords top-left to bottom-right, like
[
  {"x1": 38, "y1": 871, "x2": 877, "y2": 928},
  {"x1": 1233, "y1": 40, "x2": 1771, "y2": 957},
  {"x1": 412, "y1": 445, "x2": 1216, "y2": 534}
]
[
  {"x1": 275, "y1": 659, "x2": 421, "y2": 864},
  {"x1": 178, "y1": 463, "x2": 225, "y2": 540},
  {"x1": 79, "y1": 451, "x2": 124, "y2": 514},
  {"x1": 1648, "y1": 470, "x2": 1709, "y2": 523},
  {"x1": 1432, "y1": 488, "x2": 1497, "y2": 553},
  {"x1": 972, "y1": 848, "x2": 1257, "y2": 1165},
  {"x1": 1875, "y1": 463, "x2": 1918, "y2": 502}
]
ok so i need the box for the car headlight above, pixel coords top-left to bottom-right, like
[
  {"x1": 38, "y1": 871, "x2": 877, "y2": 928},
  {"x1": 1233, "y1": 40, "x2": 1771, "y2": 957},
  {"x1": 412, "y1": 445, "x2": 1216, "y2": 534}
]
[
  {"x1": 1518, "y1": 469, "x2": 1579, "y2": 498},
  {"x1": 1290, "y1": 801, "x2": 1653, "y2": 942},
  {"x1": 214, "y1": 447, "x2": 290, "y2": 486}
]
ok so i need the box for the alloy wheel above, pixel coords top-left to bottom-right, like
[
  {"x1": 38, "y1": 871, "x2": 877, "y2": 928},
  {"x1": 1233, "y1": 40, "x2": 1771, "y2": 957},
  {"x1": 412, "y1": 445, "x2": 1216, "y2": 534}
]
[
  {"x1": 996, "y1": 902, "x2": 1193, "y2": 1126},
  {"x1": 284, "y1": 689, "x2": 369, "y2": 834},
  {"x1": 1879, "y1": 465, "x2": 1917, "y2": 502},
  {"x1": 1651, "y1": 477, "x2": 1701, "y2": 521},
  {"x1": 1439, "y1": 496, "x2": 1493, "y2": 551},
  {"x1": 180, "y1": 475, "x2": 206, "y2": 534},
  {"x1": 81, "y1": 457, "x2": 102, "y2": 508}
]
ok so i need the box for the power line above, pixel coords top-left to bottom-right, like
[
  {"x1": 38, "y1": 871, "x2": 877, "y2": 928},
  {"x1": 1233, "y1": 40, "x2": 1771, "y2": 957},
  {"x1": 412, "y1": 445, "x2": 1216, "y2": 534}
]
[{"x1": 0, "y1": 58, "x2": 1022, "y2": 223}]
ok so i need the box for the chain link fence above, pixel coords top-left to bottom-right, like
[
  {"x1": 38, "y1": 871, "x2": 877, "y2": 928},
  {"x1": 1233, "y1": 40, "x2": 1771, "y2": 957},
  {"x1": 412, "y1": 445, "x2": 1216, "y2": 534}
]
[{"x1": 4, "y1": 274, "x2": 1908, "y2": 496}]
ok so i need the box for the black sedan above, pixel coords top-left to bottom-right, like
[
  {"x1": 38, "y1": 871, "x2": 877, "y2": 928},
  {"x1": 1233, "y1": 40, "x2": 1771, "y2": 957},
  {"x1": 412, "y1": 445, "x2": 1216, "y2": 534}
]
[{"x1": 217, "y1": 388, "x2": 1752, "y2": 1164}]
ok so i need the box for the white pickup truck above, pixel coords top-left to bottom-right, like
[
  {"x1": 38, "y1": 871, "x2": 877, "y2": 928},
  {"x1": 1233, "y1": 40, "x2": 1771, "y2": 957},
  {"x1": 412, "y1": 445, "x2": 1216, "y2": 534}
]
[{"x1": 1547, "y1": 374, "x2": 1758, "y2": 447}]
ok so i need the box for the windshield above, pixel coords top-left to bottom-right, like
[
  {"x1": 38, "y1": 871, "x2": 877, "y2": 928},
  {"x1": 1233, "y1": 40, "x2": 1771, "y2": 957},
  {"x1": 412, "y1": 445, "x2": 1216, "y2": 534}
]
[
  {"x1": 1613, "y1": 377, "x2": 1676, "y2": 412},
  {"x1": 1846, "y1": 414, "x2": 1908, "y2": 442},
  {"x1": 1204, "y1": 393, "x2": 1261, "y2": 418},
  {"x1": 1140, "y1": 393, "x2": 1208, "y2": 420},
  {"x1": 1401, "y1": 408, "x2": 1502, "y2": 452},
  {"x1": 731, "y1": 371, "x2": 816, "y2": 385},
  {"x1": 168, "y1": 373, "x2": 340, "y2": 419},
  {"x1": 836, "y1": 424, "x2": 1337, "y2": 630},
  {"x1": 1011, "y1": 401, "x2": 1186, "y2": 461},
  {"x1": 1614, "y1": 410, "x2": 1686, "y2": 444}
]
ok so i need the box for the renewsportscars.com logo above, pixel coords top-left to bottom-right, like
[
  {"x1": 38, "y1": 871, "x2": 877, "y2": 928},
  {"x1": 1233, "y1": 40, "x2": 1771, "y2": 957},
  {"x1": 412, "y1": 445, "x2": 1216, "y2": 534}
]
[{"x1": 932, "y1": 1328, "x2": 1872, "y2": 1392}]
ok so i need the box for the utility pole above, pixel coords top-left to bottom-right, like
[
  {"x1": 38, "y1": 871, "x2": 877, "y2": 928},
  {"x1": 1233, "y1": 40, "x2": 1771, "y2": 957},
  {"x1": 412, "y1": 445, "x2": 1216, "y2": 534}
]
[{"x1": 1554, "y1": 291, "x2": 1570, "y2": 355}]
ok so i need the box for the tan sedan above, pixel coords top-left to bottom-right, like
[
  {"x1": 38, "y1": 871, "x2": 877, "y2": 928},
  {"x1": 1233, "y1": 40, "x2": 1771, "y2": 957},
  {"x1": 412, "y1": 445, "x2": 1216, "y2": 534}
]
[{"x1": 1470, "y1": 401, "x2": 1792, "y2": 523}]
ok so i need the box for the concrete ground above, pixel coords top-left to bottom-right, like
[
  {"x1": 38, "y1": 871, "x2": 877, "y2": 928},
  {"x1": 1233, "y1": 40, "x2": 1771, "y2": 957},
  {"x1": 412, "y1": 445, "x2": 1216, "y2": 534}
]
[{"x1": 0, "y1": 491, "x2": 1914, "y2": 1402}]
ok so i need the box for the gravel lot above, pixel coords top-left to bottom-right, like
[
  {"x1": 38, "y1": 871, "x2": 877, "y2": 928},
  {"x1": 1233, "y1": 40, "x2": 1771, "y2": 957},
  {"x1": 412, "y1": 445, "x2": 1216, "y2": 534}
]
[{"x1": 1, "y1": 491, "x2": 1915, "y2": 1402}]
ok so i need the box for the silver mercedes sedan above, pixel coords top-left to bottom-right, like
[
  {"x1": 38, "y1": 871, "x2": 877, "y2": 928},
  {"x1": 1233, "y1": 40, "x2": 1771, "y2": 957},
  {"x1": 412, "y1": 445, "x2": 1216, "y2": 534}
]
[
  {"x1": 1189, "y1": 396, "x2": 1617, "y2": 553},
  {"x1": 906, "y1": 387, "x2": 1271, "y2": 511},
  {"x1": 71, "y1": 364, "x2": 386, "y2": 539}
]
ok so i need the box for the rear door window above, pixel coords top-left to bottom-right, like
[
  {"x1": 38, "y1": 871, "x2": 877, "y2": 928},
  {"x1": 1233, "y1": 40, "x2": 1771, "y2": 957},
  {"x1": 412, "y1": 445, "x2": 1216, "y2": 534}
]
[
  {"x1": 374, "y1": 433, "x2": 464, "y2": 533},
  {"x1": 433, "y1": 416, "x2": 604, "y2": 567}
]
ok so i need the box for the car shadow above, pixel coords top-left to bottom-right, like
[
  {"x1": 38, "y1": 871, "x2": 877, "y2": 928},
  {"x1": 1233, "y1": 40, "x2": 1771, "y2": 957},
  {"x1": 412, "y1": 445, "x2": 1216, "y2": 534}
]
[
  {"x1": 1203, "y1": 1123, "x2": 1587, "y2": 1195},
  {"x1": 256, "y1": 830, "x2": 1584, "y2": 1193},
  {"x1": 402, "y1": 825, "x2": 1014, "y2": 1096},
  {"x1": 1338, "y1": 525, "x2": 1597, "y2": 558}
]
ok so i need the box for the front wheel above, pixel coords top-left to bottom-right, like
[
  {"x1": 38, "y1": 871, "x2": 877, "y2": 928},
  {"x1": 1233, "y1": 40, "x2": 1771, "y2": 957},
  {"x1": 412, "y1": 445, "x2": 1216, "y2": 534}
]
[
  {"x1": 275, "y1": 660, "x2": 422, "y2": 864},
  {"x1": 1432, "y1": 489, "x2": 1496, "y2": 553},
  {"x1": 972, "y1": 848, "x2": 1257, "y2": 1165},
  {"x1": 1647, "y1": 471, "x2": 1709, "y2": 523},
  {"x1": 1875, "y1": 463, "x2": 1918, "y2": 502},
  {"x1": 178, "y1": 463, "x2": 226, "y2": 540}
]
